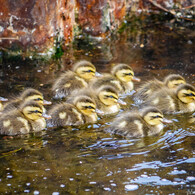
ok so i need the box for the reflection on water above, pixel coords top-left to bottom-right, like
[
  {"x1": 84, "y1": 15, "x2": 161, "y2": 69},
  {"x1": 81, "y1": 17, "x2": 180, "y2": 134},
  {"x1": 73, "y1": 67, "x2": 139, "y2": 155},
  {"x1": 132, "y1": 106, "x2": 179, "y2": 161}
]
[{"x1": 0, "y1": 15, "x2": 195, "y2": 194}]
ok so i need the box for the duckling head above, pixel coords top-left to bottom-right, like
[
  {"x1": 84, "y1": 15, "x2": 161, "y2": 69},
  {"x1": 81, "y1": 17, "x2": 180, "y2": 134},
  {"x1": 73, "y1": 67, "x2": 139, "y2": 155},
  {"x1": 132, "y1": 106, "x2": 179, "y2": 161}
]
[
  {"x1": 164, "y1": 74, "x2": 186, "y2": 89},
  {"x1": 98, "y1": 85, "x2": 119, "y2": 106},
  {"x1": 177, "y1": 84, "x2": 195, "y2": 104},
  {"x1": 111, "y1": 63, "x2": 140, "y2": 83},
  {"x1": 75, "y1": 96, "x2": 98, "y2": 122},
  {"x1": 21, "y1": 100, "x2": 50, "y2": 121},
  {"x1": 21, "y1": 88, "x2": 51, "y2": 106},
  {"x1": 141, "y1": 107, "x2": 171, "y2": 126},
  {"x1": 72, "y1": 60, "x2": 97, "y2": 80}
]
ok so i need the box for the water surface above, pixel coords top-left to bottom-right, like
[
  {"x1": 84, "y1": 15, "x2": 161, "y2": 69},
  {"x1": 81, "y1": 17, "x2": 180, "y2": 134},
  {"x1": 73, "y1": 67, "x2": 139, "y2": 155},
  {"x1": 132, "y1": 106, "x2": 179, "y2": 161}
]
[{"x1": 0, "y1": 15, "x2": 194, "y2": 194}]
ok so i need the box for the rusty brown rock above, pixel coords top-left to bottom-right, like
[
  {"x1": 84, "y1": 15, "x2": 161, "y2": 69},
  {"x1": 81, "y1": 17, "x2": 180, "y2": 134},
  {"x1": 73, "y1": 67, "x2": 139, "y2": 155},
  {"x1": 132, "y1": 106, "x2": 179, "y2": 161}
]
[{"x1": 0, "y1": 0, "x2": 194, "y2": 53}]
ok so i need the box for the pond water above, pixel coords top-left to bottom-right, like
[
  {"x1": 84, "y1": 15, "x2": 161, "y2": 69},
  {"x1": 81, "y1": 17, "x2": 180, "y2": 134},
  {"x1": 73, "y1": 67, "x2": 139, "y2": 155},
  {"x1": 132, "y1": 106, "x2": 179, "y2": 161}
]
[{"x1": 0, "y1": 15, "x2": 194, "y2": 194}]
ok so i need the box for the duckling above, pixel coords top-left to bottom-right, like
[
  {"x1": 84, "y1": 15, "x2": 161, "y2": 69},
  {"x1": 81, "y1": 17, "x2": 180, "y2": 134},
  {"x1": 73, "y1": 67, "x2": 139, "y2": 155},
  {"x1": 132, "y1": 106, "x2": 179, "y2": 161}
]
[
  {"x1": 2, "y1": 88, "x2": 51, "y2": 113},
  {"x1": 134, "y1": 74, "x2": 186, "y2": 103},
  {"x1": 0, "y1": 100, "x2": 51, "y2": 135},
  {"x1": 106, "y1": 107, "x2": 172, "y2": 138},
  {"x1": 48, "y1": 95, "x2": 98, "y2": 127},
  {"x1": 143, "y1": 84, "x2": 195, "y2": 114},
  {"x1": 0, "y1": 96, "x2": 8, "y2": 112},
  {"x1": 90, "y1": 63, "x2": 140, "y2": 94},
  {"x1": 52, "y1": 60, "x2": 100, "y2": 99},
  {"x1": 67, "y1": 85, "x2": 126, "y2": 115}
]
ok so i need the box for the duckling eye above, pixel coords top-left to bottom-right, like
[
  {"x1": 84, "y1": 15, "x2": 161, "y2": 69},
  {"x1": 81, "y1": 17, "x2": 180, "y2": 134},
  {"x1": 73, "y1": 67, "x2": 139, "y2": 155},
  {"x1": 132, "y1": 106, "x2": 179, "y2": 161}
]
[
  {"x1": 123, "y1": 72, "x2": 133, "y2": 76},
  {"x1": 34, "y1": 110, "x2": 42, "y2": 113},
  {"x1": 152, "y1": 115, "x2": 162, "y2": 119},
  {"x1": 84, "y1": 70, "x2": 94, "y2": 73},
  {"x1": 84, "y1": 106, "x2": 95, "y2": 109},
  {"x1": 35, "y1": 98, "x2": 43, "y2": 101},
  {"x1": 184, "y1": 93, "x2": 195, "y2": 97},
  {"x1": 105, "y1": 95, "x2": 117, "y2": 99}
]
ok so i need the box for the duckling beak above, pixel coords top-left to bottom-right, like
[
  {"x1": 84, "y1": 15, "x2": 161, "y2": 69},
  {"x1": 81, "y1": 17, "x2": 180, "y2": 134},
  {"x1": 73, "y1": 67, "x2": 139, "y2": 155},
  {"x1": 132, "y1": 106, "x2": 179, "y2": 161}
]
[
  {"x1": 42, "y1": 113, "x2": 52, "y2": 119},
  {"x1": 0, "y1": 97, "x2": 8, "y2": 102},
  {"x1": 95, "y1": 72, "x2": 102, "y2": 77},
  {"x1": 117, "y1": 98, "x2": 127, "y2": 105},
  {"x1": 132, "y1": 76, "x2": 141, "y2": 82},
  {"x1": 162, "y1": 118, "x2": 172, "y2": 124},
  {"x1": 43, "y1": 100, "x2": 52, "y2": 105},
  {"x1": 95, "y1": 109, "x2": 104, "y2": 115}
]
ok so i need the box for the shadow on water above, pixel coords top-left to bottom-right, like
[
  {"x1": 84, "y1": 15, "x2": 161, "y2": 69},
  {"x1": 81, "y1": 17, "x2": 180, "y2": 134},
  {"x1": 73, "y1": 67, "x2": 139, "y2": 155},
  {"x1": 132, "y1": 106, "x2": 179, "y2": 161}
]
[{"x1": 0, "y1": 14, "x2": 194, "y2": 194}]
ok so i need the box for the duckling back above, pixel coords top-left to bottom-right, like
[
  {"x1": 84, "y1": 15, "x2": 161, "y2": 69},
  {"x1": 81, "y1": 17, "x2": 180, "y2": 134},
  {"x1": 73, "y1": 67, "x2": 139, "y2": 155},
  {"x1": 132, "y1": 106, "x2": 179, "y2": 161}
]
[
  {"x1": 134, "y1": 79, "x2": 164, "y2": 103},
  {"x1": 52, "y1": 71, "x2": 88, "y2": 99},
  {"x1": 90, "y1": 74, "x2": 124, "y2": 93},
  {"x1": 48, "y1": 103, "x2": 85, "y2": 127},
  {"x1": 0, "y1": 109, "x2": 31, "y2": 135},
  {"x1": 106, "y1": 112, "x2": 146, "y2": 138},
  {"x1": 143, "y1": 84, "x2": 195, "y2": 114}
]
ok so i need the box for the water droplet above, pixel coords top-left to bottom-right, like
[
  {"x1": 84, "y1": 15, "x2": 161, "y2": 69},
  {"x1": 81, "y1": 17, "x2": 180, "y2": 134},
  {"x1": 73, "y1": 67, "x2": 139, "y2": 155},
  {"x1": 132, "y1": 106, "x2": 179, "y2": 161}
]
[
  {"x1": 89, "y1": 181, "x2": 96, "y2": 184},
  {"x1": 52, "y1": 192, "x2": 59, "y2": 195},
  {"x1": 125, "y1": 184, "x2": 139, "y2": 191},
  {"x1": 187, "y1": 176, "x2": 195, "y2": 181},
  {"x1": 104, "y1": 187, "x2": 111, "y2": 191},
  {"x1": 33, "y1": 190, "x2": 39, "y2": 195}
]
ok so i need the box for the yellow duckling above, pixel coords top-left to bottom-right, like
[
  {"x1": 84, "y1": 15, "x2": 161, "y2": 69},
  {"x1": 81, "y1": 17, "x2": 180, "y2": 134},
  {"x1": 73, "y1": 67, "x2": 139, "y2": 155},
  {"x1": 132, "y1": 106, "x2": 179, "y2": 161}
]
[
  {"x1": 90, "y1": 63, "x2": 140, "y2": 94},
  {"x1": 2, "y1": 88, "x2": 51, "y2": 113},
  {"x1": 0, "y1": 96, "x2": 8, "y2": 112},
  {"x1": 106, "y1": 107, "x2": 172, "y2": 138},
  {"x1": 0, "y1": 100, "x2": 51, "y2": 135},
  {"x1": 134, "y1": 74, "x2": 186, "y2": 103},
  {"x1": 68, "y1": 85, "x2": 126, "y2": 115},
  {"x1": 52, "y1": 60, "x2": 100, "y2": 99},
  {"x1": 144, "y1": 84, "x2": 195, "y2": 114},
  {"x1": 48, "y1": 95, "x2": 98, "y2": 127}
]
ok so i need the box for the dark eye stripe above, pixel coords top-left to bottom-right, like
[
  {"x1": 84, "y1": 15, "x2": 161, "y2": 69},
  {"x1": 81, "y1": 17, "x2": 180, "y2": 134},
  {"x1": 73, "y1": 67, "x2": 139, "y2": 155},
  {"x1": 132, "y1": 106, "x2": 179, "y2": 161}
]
[
  {"x1": 29, "y1": 110, "x2": 42, "y2": 114},
  {"x1": 105, "y1": 95, "x2": 117, "y2": 99},
  {"x1": 35, "y1": 98, "x2": 43, "y2": 101},
  {"x1": 123, "y1": 73, "x2": 132, "y2": 76},
  {"x1": 152, "y1": 115, "x2": 163, "y2": 119},
  {"x1": 184, "y1": 93, "x2": 195, "y2": 97},
  {"x1": 83, "y1": 106, "x2": 95, "y2": 109},
  {"x1": 83, "y1": 70, "x2": 95, "y2": 73}
]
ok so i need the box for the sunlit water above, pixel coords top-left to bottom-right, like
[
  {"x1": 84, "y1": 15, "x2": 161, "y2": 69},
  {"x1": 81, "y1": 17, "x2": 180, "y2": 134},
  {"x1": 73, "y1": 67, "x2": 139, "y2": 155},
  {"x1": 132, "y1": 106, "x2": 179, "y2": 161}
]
[{"x1": 0, "y1": 15, "x2": 194, "y2": 194}]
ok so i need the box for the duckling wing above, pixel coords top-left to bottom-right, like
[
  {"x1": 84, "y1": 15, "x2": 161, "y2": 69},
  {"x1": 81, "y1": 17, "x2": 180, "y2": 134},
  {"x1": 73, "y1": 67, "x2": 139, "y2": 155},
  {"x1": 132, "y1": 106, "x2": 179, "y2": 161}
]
[
  {"x1": 134, "y1": 79, "x2": 163, "y2": 103},
  {"x1": 106, "y1": 113, "x2": 146, "y2": 138},
  {"x1": 143, "y1": 89, "x2": 177, "y2": 114},
  {"x1": 3, "y1": 99, "x2": 21, "y2": 113},
  {"x1": 90, "y1": 74, "x2": 123, "y2": 93},
  {"x1": 48, "y1": 103, "x2": 84, "y2": 127},
  {"x1": 52, "y1": 71, "x2": 88, "y2": 99},
  {"x1": 0, "y1": 111, "x2": 31, "y2": 135}
]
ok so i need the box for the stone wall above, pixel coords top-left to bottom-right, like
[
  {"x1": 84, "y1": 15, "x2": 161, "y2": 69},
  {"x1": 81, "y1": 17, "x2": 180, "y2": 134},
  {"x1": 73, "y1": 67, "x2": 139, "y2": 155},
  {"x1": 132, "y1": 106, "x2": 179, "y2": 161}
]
[{"x1": 0, "y1": 0, "x2": 194, "y2": 53}]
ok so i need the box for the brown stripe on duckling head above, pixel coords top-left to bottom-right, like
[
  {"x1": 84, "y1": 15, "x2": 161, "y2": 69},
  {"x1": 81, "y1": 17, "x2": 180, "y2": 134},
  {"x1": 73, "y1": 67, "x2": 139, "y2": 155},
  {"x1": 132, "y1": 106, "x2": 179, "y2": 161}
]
[
  {"x1": 72, "y1": 60, "x2": 95, "y2": 72},
  {"x1": 20, "y1": 88, "x2": 43, "y2": 99},
  {"x1": 111, "y1": 63, "x2": 133, "y2": 75},
  {"x1": 140, "y1": 106, "x2": 163, "y2": 118},
  {"x1": 164, "y1": 74, "x2": 186, "y2": 88}
]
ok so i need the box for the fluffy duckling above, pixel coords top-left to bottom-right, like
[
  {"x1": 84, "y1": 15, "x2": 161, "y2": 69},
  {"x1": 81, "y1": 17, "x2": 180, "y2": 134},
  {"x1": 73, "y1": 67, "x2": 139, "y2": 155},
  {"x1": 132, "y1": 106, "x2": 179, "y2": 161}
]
[
  {"x1": 0, "y1": 100, "x2": 51, "y2": 135},
  {"x1": 68, "y1": 85, "x2": 126, "y2": 115},
  {"x1": 48, "y1": 95, "x2": 98, "y2": 127},
  {"x1": 2, "y1": 88, "x2": 51, "y2": 113},
  {"x1": 134, "y1": 74, "x2": 186, "y2": 103},
  {"x1": 106, "y1": 107, "x2": 172, "y2": 138},
  {"x1": 52, "y1": 60, "x2": 100, "y2": 99},
  {"x1": 143, "y1": 84, "x2": 195, "y2": 114},
  {"x1": 90, "y1": 63, "x2": 140, "y2": 94},
  {"x1": 0, "y1": 96, "x2": 8, "y2": 112}
]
